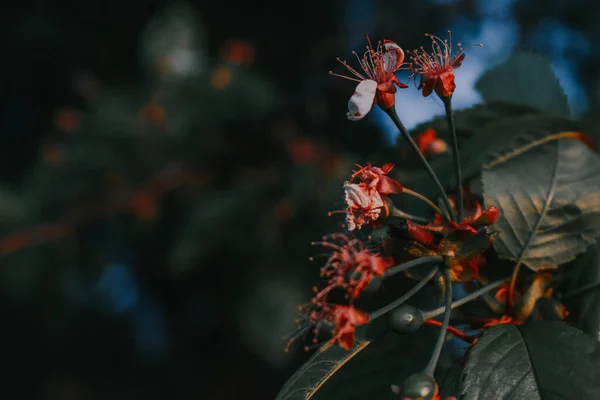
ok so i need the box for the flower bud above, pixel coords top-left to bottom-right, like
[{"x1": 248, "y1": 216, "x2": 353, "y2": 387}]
[{"x1": 389, "y1": 304, "x2": 424, "y2": 334}]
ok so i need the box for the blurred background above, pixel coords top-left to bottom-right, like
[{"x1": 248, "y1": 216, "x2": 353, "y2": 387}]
[{"x1": 1, "y1": 0, "x2": 599, "y2": 398}]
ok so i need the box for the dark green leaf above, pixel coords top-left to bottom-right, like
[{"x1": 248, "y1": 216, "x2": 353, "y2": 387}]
[
  {"x1": 276, "y1": 328, "x2": 449, "y2": 400},
  {"x1": 462, "y1": 321, "x2": 600, "y2": 399},
  {"x1": 438, "y1": 361, "x2": 463, "y2": 397},
  {"x1": 476, "y1": 52, "x2": 571, "y2": 118},
  {"x1": 482, "y1": 132, "x2": 600, "y2": 271},
  {"x1": 560, "y1": 243, "x2": 600, "y2": 339},
  {"x1": 393, "y1": 115, "x2": 580, "y2": 218},
  {"x1": 408, "y1": 102, "x2": 542, "y2": 150}
]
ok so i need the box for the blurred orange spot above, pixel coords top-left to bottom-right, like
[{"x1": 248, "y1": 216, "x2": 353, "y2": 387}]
[
  {"x1": 131, "y1": 193, "x2": 157, "y2": 221},
  {"x1": 210, "y1": 67, "x2": 231, "y2": 89},
  {"x1": 289, "y1": 137, "x2": 318, "y2": 164},
  {"x1": 416, "y1": 128, "x2": 447, "y2": 157},
  {"x1": 221, "y1": 40, "x2": 255, "y2": 64},
  {"x1": 54, "y1": 107, "x2": 81, "y2": 133},
  {"x1": 274, "y1": 199, "x2": 294, "y2": 221},
  {"x1": 43, "y1": 144, "x2": 63, "y2": 165},
  {"x1": 139, "y1": 101, "x2": 166, "y2": 128}
]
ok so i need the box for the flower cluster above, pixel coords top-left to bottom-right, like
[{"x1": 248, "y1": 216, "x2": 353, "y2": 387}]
[
  {"x1": 343, "y1": 163, "x2": 404, "y2": 231},
  {"x1": 331, "y1": 31, "x2": 477, "y2": 119},
  {"x1": 403, "y1": 189, "x2": 499, "y2": 282},
  {"x1": 296, "y1": 234, "x2": 394, "y2": 350}
]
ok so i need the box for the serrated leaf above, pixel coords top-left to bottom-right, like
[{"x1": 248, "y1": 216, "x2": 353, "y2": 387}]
[
  {"x1": 482, "y1": 131, "x2": 600, "y2": 271},
  {"x1": 476, "y1": 52, "x2": 572, "y2": 118},
  {"x1": 561, "y1": 243, "x2": 600, "y2": 340},
  {"x1": 276, "y1": 329, "x2": 445, "y2": 400},
  {"x1": 395, "y1": 114, "x2": 581, "y2": 218},
  {"x1": 462, "y1": 321, "x2": 600, "y2": 399}
]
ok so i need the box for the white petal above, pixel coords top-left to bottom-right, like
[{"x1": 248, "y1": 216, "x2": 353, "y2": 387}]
[
  {"x1": 383, "y1": 41, "x2": 405, "y2": 72},
  {"x1": 347, "y1": 80, "x2": 377, "y2": 121}
]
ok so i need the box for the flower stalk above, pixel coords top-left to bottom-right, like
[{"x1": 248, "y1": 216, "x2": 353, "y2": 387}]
[
  {"x1": 425, "y1": 267, "x2": 452, "y2": 375},
  {"x1": 441, "y1": 95, "x2": 463, "y2": 222},
  {"x1": 370, "y1": 266, "x2": 439, "y2": 320},
  {"x1": 382, "y1": 106, "x2": 456, "y2": 222}
]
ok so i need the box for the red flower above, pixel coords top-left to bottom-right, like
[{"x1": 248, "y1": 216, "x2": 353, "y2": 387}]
[
  {"x1": 330, "y1": 305, "x2": 370, "y2": 350},
  {"x1": 350, "y1": 162, "x2": 404, "y2": 196},
  {"x1": 330, "y1": 36, "x2": 408, "y2": 120},
  {"x1": 409, "y1": 31, "x2": 478, "y2": 98},
  {"x1": 343, "y1": 163, "x2": 403, "y2": 231},
  {"x1": 315, "y1": 234, "x2": 394, "y2": 300},
  {"x1": 416, "y1": 128, "x2": 448, "y2": 158},
  {"x1": 287, "y1": 235, "x2": 393, "y2": 351},
  {"x1": 344, "y1": 182, "x2": 386, "y2": 231},
  {"x1": 404, "y1": 189, "x2": 499, "y2": 282}
]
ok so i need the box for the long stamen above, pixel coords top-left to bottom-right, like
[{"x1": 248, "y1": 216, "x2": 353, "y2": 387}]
[
  {"x1": 335, "y1": 57, "x2": 367, "y2": 80},
  {"x1": 328, "y1": 71, "x2": 362, "y2": 82}
]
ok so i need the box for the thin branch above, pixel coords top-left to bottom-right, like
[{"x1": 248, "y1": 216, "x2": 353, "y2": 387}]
[
  {"x1": 382, "y1": 107, "x2": 456, "y2": 222},
  {"x1": 425, "y1": 267, "x2": 452, "y2": 375},
  {"x1": 442, "y1": 96, "x2": 463, "y2": 222},
  {"x1": 383, "y1": 256, "x2": 444, "y2": 279},
  {"x1": 370, "y1": 266, "x2": 439, "y2": 321},
  {"x1": 422, "y1": 278, "x2": 508, "y2": 320}
]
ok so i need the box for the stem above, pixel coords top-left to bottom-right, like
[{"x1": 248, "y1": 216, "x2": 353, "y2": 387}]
[
  {"x1": 425, "y1": 267, "x2": 452, "y2": 375},
  {"x1": 383, "y1": 107, "x2": 456, "y2": 222},
  {"x1": 442, "y1": 96, "x2": 463, "y2": 222},
  {"x1": 390, "y1": 207, "x2": 431, "y2": 224},
  {"x1": 507, "y1": 263, "x2": 522, "y2": 313},
  {"x1": 422, "y1": 278, "x2": 508, "y2": 319},
  {"x1": 370, "y1": 266, "x2": 438, "y2": 321},
  {"x1": 383, "y1": 255, "x2": 444, "y2": 279},
  {"x1": 424, "y1": 319, "x2": 475, "y2": 343},
  {"x1": 402, "y1": 188, "x2": 448, "y2": 220}
]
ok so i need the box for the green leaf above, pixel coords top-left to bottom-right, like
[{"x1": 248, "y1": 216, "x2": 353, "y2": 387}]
[
  {"x1": 482, "y1": 131, "x2": 600, "y2": 271},
  {"x1": 438, "y1": 361, "x2": 463, "y2": 398},
  {"x1": 476, "y1": 52, "x2": 572, "y2": 118},
  {"x1": 560, "y1": 243, "x2": 600, "y2": 339},
  {"x1": 276, "y1": 329, "x2": 447, "y2": 400},
  {"x1": 462, "y1": 321, "x2": 600, "y2": 399},
  {"x1": 394, "y1": 114, "x2": 581, "y2": 219}
]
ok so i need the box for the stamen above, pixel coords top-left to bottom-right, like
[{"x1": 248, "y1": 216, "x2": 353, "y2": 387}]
[{"x1": 328, "y1": 71, "x2": 362, "y2": 83}]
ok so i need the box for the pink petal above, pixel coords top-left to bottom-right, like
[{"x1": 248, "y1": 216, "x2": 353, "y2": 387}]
[
  {"x1": 347, "y1": 80, "x2": 377, "y2": 121},
  {"x1": 383, "y1": 40, "x2": 405, "y2": 72},
  {"x1": 377, "y1": 176, "x2": 403, "y2": 195},
  {"x1": 380, "y1": 162, "x2": 395, "y2": 174}
]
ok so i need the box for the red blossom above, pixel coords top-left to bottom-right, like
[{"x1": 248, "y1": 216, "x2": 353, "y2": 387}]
[
  {"x1": 404, "y1": 189, "x2": 498, "y2": 282},
  {"x1": 289, "y1": 235, "x2": 393, "y2": 351},
  {"x1": 350, "y1": 163, "x2": 404, "y2": 196},
  {"x1": 330, "y1": 36, "x2": 408, "y2": 120},
  {"x1": 343, "y1": 163, "x2": 404, "y2": 231},
  {"x1": 409, "y1": 31, "x2": 478, "y2": 98},
  {"x1": 416, "y1": 128, "x2": 448, "y2": 157},
  {"x1": 344, "y1": 182, "x2": 386, "y2": 231},
  {"x1": 330, "y1": 305, "x2": 370, "y2": 350}
]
